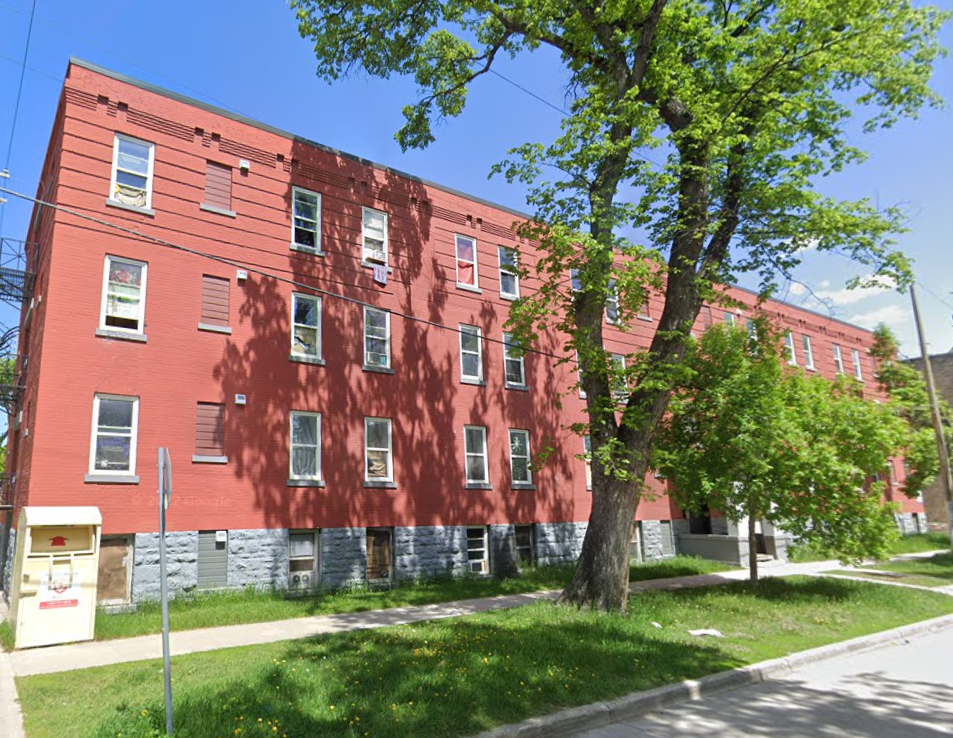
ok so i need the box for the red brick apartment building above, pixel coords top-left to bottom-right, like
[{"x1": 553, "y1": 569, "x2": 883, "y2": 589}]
[{"x1": 0, "y1": 59, "x2": 926, "y2": 604}]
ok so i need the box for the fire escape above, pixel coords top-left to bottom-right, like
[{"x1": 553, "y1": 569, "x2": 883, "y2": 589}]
[{"x1": 0, "y1": 236, "x2": 37, "y2": 511}]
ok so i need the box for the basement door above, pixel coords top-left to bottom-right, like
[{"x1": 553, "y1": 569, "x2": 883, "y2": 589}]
[
  {"x1": 197, "y1": 530, "x2": 228, "y2": 589},
  {"x1": 366, "y1": 528, "x2": 393, "y2": 584},
  {"x1": 97, "y1": 536, "x2": 131, "y2": 603}
]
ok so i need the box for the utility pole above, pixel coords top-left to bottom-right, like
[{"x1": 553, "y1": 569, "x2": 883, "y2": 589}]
[{"x1": 910, "y1": 284, "x2": 953, "y2": 551}]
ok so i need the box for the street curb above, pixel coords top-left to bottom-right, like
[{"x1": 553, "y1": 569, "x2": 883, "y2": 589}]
[{"x1": 470, "y1": 612, "x2": 953, "y2": 738}]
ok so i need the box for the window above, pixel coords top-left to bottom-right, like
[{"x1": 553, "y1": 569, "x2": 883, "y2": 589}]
[
  {"x1": 290, "y1": 412, "x2": 321, "y2": 480},
  {"x1": 466, "y1": 526, "x2": 489, "y2": 574},
  {"x1": 203, "y1": 161, "x2": 232, "y2": 213},
  {"x1": 498, "y1": 246, "x2": 520, "y2": 299},
  {"x1": 292, "y1": 187, "x2": 321, "y2": 252},
  {"x1": 110, "y1": 134, "x2": 155, "y2": 209},
  {"x1": 610, "y1": 353, "x2": 627, "y2": 399},
  {"x1": 852, "y1": 349, "x2": 864, "y2": 381},
  {"x1": 362, "y1": 207, "x2": 388, "y2": 264},
  {"x1": 577, "y1": 351, "x2": 586, "y2": 399},
  {"x1": 833, "y1": 344, "x2": 845, "y2": 374},
  {"x1": 724, "y1": 311, "x2": 736, "y2": 326},
  {"x1": 514, "y1": 524, "x2": 535, "y2": 566},
  {"x1": 509, "y1": 429, "x2": 532, "y2": 485},
  {"x1": 570, "y1": 268, "x2": 582, "y2": 292},
  {"x1": 101, "y1": 256, "x2": 147, "y2": 333},
  {"x1": 583, "y1": 435, "x2": 593, "y2": 489},
  {"x1": 291, "y1": 294, "x2": 321, "y2": 360},
  {"x1": 199, "y1": 275, "x2": 230, "y2": 330},
  {"x1": 289, "y1": 530, "x2": 320, "y2": 591},
  {"x1": 455, "y1": 234, "x2": 479, "y2": 288},
  {"x1": 89, "y1": 394, "x2": 139, "y2": 475},
  {"x1": 802, "y1": 335, "x2": 815, "y2": 370},
  {"x1": 605, "y1": 279, "x2": 619, "y2": 324},
  {"x1": 195, "y1": 402, "x2": 225, "y2": 460},
  {"x1": 503, "y1": 332, "x2": 526, "y2": 388},
  {"x1": 784, "y1": 332, "x2": 797, "y2": 365},
  {"x1": 363, "y1": 307, "x2": 391, "y2": 369},
  {"x1": 464, "y1": 425, "x2": 489, "y2": 485},
  {"x1": 365, "y1": 417, "x2": 393, "y2": 482},
  {"x1": 459, "y1": 324, "x2": 483, "y2": 383}
]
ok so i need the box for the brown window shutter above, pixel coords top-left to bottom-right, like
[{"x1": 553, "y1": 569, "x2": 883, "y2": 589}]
[
  {"x1": 204, "y1": 161, "x2": 232, "y2": 211},
  {"x1": 195, "y1": 402, "x2": 225, "y2": 456},
  {"x1": 201, "y1": 275, "x2": 230, "y2": 327}
]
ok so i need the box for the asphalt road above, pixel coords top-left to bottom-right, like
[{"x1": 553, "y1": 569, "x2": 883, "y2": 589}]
[{"x1": 572, "y1": 626, "x2": 953, "y2": 738}]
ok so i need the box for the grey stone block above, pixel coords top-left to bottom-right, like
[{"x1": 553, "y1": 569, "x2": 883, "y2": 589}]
[
  {"x1": 132, "y1": 531, "x2": 198, "y2": 602},
  {"x1": 536, "y1": 522, "x2": 587, "y2": 566},
  {"x1": 393, "y1": 525, "x2": 467, "y2": 581},
  {"x1": 2, "y1": 527, "x2": 15, "y2": 597},
  {"x1": 710, "y1": 517, "x2": 730, "y2": 536},
  {"x1": 321, "y1": 527, "x2": 366, "y2": 589},
  {"x1": 640, "y1": 520, "x2": 663, "y2": 560},
  {"x1": 228, "y1": 528, "x2": 289, "y2": 590}
]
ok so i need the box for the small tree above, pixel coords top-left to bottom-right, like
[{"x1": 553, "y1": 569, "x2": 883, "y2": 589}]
[{"x1": 656, "y1": 320, "x2": 905, "y2": 585}]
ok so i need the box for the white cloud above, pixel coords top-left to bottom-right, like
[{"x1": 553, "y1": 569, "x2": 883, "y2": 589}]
[
  {"x1": 810, "y1": 274, "x2": 898, "y2": 306},
  {"x1": 848, "y1": 304, "x2": 910, "y2": 331}
]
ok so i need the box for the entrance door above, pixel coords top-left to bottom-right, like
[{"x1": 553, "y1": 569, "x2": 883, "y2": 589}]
[
  {"x1": 366, "y1": 528, "x2": 393, "y2": 584},
  {"x1": 97, "y1": 536, "x2": 131, "y2": 603}
]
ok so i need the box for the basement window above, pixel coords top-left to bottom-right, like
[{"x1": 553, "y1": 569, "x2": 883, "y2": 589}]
[{"x1": 467, "y1": 526, "x2": 489, "y2": 574}]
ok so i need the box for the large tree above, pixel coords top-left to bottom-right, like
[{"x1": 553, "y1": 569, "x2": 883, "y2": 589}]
[
  {"x1": 293, "y1": 0, "x2": 946, "y2": 610},
  {"x1": 656, "y1": 320, "x2": 909, "y2": 585}
]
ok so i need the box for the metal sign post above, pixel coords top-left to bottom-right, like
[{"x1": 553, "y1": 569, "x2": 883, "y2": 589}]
[{"x1": 157, "y1": 447, "x2": 173, "y2": 735}]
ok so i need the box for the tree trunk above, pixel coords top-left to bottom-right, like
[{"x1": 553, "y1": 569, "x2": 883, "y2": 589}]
[
  {"x1": 559, "y1": 475, "x2": 641, "y2": 611},
  {"x1": 748, "y1": 514, "x2": 760, "y2": 590}
]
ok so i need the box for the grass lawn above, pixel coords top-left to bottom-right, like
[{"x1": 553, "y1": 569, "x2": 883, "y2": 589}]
[
  {"x1": 17, "y1": 577, "x2": 953, "y2": 738},
  {"x1": 0, "y1": 557, "x2": 734, "y2": 649},
  {"x1": 823, "y1": 552, "x2": 953, "y2": 589},
  {"x1": 789, "y1": 532, "x2": 950, "y2": 563}
]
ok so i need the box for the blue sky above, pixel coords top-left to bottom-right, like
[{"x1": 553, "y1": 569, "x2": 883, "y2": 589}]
[{"x1": 1, "y1": 1, "x2": 951, "y2": 358}]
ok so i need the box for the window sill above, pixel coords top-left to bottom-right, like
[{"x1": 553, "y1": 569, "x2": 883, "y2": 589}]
[
  {"x1": 95, "y1": 328, "x2": 148, "y2": 343},
  {"x1": 287, "y1": 479, "x2": 326, "y2": 488},
  {"x1": 511, "y1": 483, "x2": 537, "y2": 491},
  {"x1": 192, "y1": 455, "x2": 228, "y2": 464},
  {"x1": 105, "y1": 199, "x2": 155, "y2": 217},
  {"x1": 505, "y1": 383, "x2": 529, "y2": 392},
  {"x1": 364, "y1": 481, "x2": 397, "y2": 489},
  {"x1": 805, "y1": 366, "x2": 818, "y2": 372},
  {"x1": 85, "y1": 474, "x2": 140, "y2": 485},
  {"x1": 465, "y1": 482, "x2": 492, "y2": 490},
  {"x1": 363, "y1": 364, "x2": 394, "y2": 375},
  {"x1": 461, "y1": 377, "x2": 486, "y2": 386},
  {"x1": 200, "y1": 203, "x2": 237, "y2": 218},
  {"x1": 637, "y1": 315, "x2": 653, "y2": 322},
  {"x1": 500, "y1": 293, "x2": 519, "y2": 301},
  {"x1": 456, "y1": 283, "x2": 482, "y2": 294},
  {"x1": 361, "y1": 260, "x2": 393, "y2": 273},
  {"x1": 291, "y1": 244, "x2": 326, "y2": 257},
  {"x1": 198, "y1": 323, "x2": 232, "y2": 335},
  {"x1": 289, "y1": 354, "x2": 326, "y2": 366}
]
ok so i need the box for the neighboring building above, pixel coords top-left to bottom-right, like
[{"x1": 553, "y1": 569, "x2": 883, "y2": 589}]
[
  {"x1": 0, "y1": 59, "x2": 925, "y2": 603},
  {"x1": 907, "y1": 350, "x2": 953, "y2": 532}
]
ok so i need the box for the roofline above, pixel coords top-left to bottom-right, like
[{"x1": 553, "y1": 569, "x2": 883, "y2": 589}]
[
  {"x1": 68, "y1": 57, "x2": 534, "y2": 222},
  {"x1": 67, "y1": 58, "x2": 873, "y2": 338}
]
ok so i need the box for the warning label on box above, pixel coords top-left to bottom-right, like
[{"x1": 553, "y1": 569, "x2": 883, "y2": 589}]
[{"x1": 39, "y1": 570, "x2": 81, "y2": 610}]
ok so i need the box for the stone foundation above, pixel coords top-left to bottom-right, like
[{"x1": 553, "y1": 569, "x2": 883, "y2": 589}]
[
  {"x1": 536, "y1": 522, "x2": 587, "y2": 566},
  {"x1": 132, "y1": 531, "x2": 198, "y2": 601},
  {"x1": 228, "y1": 528, "x2": 289, "y2": 589},
  {"x1": 394, "y1": 525, "x2": 467, "y2": 580}
]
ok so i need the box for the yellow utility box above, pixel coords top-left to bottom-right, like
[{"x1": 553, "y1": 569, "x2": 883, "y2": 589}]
[{"x1": 9, "y1": 507, "x2": 102, "y2": 649}]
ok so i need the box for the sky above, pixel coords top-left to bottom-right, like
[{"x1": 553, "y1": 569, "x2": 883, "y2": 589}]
[{"x1": 0, "y1": 1, "x2": 952, "y2": 359}]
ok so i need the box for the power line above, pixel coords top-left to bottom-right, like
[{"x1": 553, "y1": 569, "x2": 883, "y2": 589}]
[
  {"x1": 0, "y1": 51, "x2": 61, "y2": 83},
  {"x1": 916, "y1": 280, "x2": 953, "y2": 314},
  {"x1": 0, "y1": 184, "x2": 567, "y2": 361}
]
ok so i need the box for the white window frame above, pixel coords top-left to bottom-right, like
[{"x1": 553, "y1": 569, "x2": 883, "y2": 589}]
[
  {"x1": 498, "y1": 246, "x2": 520, "y2": 299},
  {"x1": 364, "y1": 417, "x2": 393, "y2": 483},
  {"x1": 784, "y1": 332, "x2": 797, "y2": 365},
  {"x1": 852, "y1": 348, "x2": 864, "y2": 381},
  {"x1": 109, "y1": 133, "x2": 155, "y2": 209},
  {"x1": 89, "y1": 394, "x2": 139, "y2": 476},
  {"x1": 455, "y1": 234, "x2": 479, "y2": 289},
  {"x1": 362, "y1": 207, "x2": 388, "y2": 265},
  {"x1": 724, "y1": 311, "x2": 737, "y2": 327},
  {"x1": 583, "y1": 435, "x2": 593, "y2": 490},
  {"x1": 288, "y1": 530, "x2": 320, "y2": 590},
  {"x1": 514, "y1": 524, "x2": 535, "y2": 566},
  {"x1": 611, "y1": 353, "x2": 627, "y2": 400},
  {"x1": 289, "y1": 411, "x2": 321, "y2": 481},
  {"x1": 503, "y1": 332, "x2": 526, "y2": 388},
  {"x1": 577, "y1": 350, "x2": 586, "y2": 399},
  {"x1": 459, "y1": 324, "x2": 484, "y2": 383},
  {"x1": 464, "y1": 425, "x2": 489, "y2": 485},
  {"x1": 833, "y1": 344, "x2": 845, "y2": 374},
  {"x1": 291, "y1": 293, "x2": 322, "y2": 360},
  {"x1": 291, "y1": 187, "x2": 322, "y2": 253},
  {"x1": 605, "y1": 279, "x2": 619, "y2": 324},
  {"x1": 100, "y1": 255, "x2": 147, "y2": 334},
  {"x1": 363, "y1": 307, "x2": 391, "y2": 369},
  {"x1": 508, "y1": 429, "x2": 532, "y2": 485},
  {"x1": 466, "y1": 526, "x2": 490, "y2": 574},
  {"x1": 802, "y1": 334, "x2": 815, "y2": 370}
]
